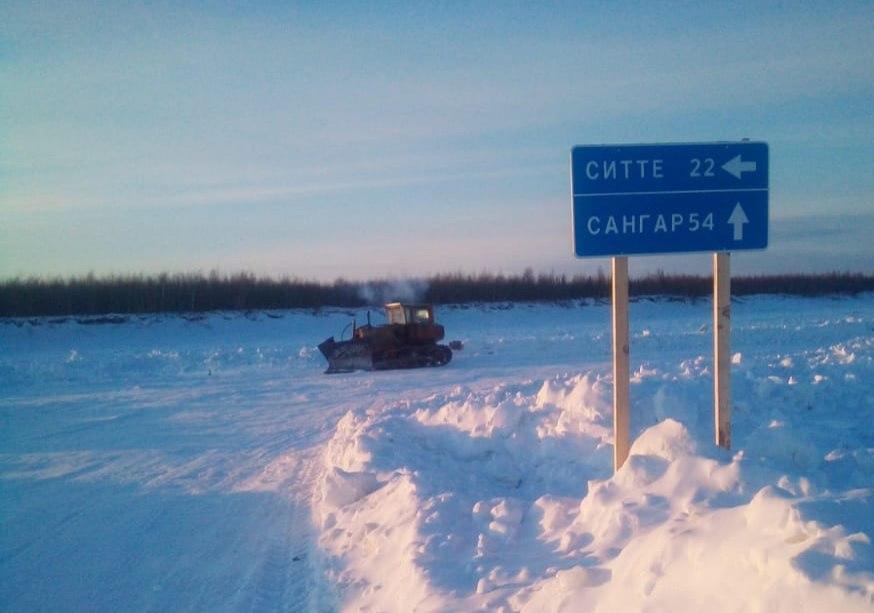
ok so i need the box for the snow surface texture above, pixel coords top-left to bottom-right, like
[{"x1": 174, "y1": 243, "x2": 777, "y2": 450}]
[{"x1": 2, "y1": 296, "x2": 874, "y2": 611}]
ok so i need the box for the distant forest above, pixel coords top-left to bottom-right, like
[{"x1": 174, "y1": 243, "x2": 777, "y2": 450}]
[{"x1": 1, "y1": 271, "x2": 873, "y2": 318}]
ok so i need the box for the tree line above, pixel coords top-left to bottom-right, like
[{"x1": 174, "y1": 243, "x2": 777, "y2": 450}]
[{"x1": 1, "y1": 270, "x2": 872, "y2": 318}]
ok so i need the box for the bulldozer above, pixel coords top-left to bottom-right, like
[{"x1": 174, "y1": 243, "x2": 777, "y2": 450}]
[{"x1": 317, "y1": 303, "x2": 453, "y2": 373}]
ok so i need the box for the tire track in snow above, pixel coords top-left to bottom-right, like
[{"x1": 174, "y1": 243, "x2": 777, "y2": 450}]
[{"x1": 245, "y1": 448, "x2": 326, "y2": 613}]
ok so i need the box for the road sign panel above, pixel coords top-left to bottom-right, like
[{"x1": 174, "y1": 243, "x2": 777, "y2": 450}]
[{"x1": 571, "y1": 142, "x2": 768, "y2": 257}]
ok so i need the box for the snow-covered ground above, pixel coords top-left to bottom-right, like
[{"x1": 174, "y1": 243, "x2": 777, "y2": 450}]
[{"x1": 2, "y1": 295, "x2": 873, "y2": 611}]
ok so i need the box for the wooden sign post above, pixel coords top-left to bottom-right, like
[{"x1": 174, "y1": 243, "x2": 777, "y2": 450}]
[
  {"x1": 713, "y1": 252, "x2": 731, "y2": 448},
  {"x1": 612, "y1": 256, "x2": 630, "y2": 470}
]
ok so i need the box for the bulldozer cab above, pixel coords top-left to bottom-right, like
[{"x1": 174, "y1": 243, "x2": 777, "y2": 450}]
[{"x1": 385, "y1": 303, "x2": 434, "y2": 326}]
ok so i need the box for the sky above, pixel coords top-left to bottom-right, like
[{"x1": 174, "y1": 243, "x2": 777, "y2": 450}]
[{"x1": 2, "y1": 1, "x2": 873, "y2": 280}]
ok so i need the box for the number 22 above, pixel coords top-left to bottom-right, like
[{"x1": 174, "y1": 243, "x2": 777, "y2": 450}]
[{"x1": 690, "y1": 158, "x2": 715, "y2": 177}]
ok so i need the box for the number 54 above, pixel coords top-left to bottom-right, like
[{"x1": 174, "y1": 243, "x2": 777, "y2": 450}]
[{"x1": 689, "y1": 212, "x2": 715, "y2": 231}]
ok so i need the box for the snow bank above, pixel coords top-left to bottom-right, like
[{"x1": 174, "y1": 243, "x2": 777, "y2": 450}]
[{"x1": 315, "y1": 343, "x2": 874, "y2": 610}]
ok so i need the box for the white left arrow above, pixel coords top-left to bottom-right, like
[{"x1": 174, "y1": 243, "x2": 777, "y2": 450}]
[
  {"x1": 727, "y1": 202, "x2": 749, "y2": 240},
  {"x1": 722, "y1": 154, "x2": 757, "y2": 179}
]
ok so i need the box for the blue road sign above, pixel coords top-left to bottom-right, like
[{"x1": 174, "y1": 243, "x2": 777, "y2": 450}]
[{"x1": 571, "y1": 142, "x2": 768, "y2": 257}]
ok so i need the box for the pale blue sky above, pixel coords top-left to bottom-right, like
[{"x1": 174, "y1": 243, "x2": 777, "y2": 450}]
[{"x1": 2, "y1": 1, "x2": 873, "y2": 280}]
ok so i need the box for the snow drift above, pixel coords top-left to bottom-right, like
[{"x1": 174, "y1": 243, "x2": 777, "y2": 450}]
[{"x1": 315, "y1": 320, "x2": 874, "y2": 611}]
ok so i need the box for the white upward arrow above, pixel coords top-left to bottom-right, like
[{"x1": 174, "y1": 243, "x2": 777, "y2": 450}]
[
  {"x1": 722, "y1": 154, "x2": 757, "y2": 179},
  {"x1": 727, "y1": 203, "x2": 749, "y2": 240}
]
